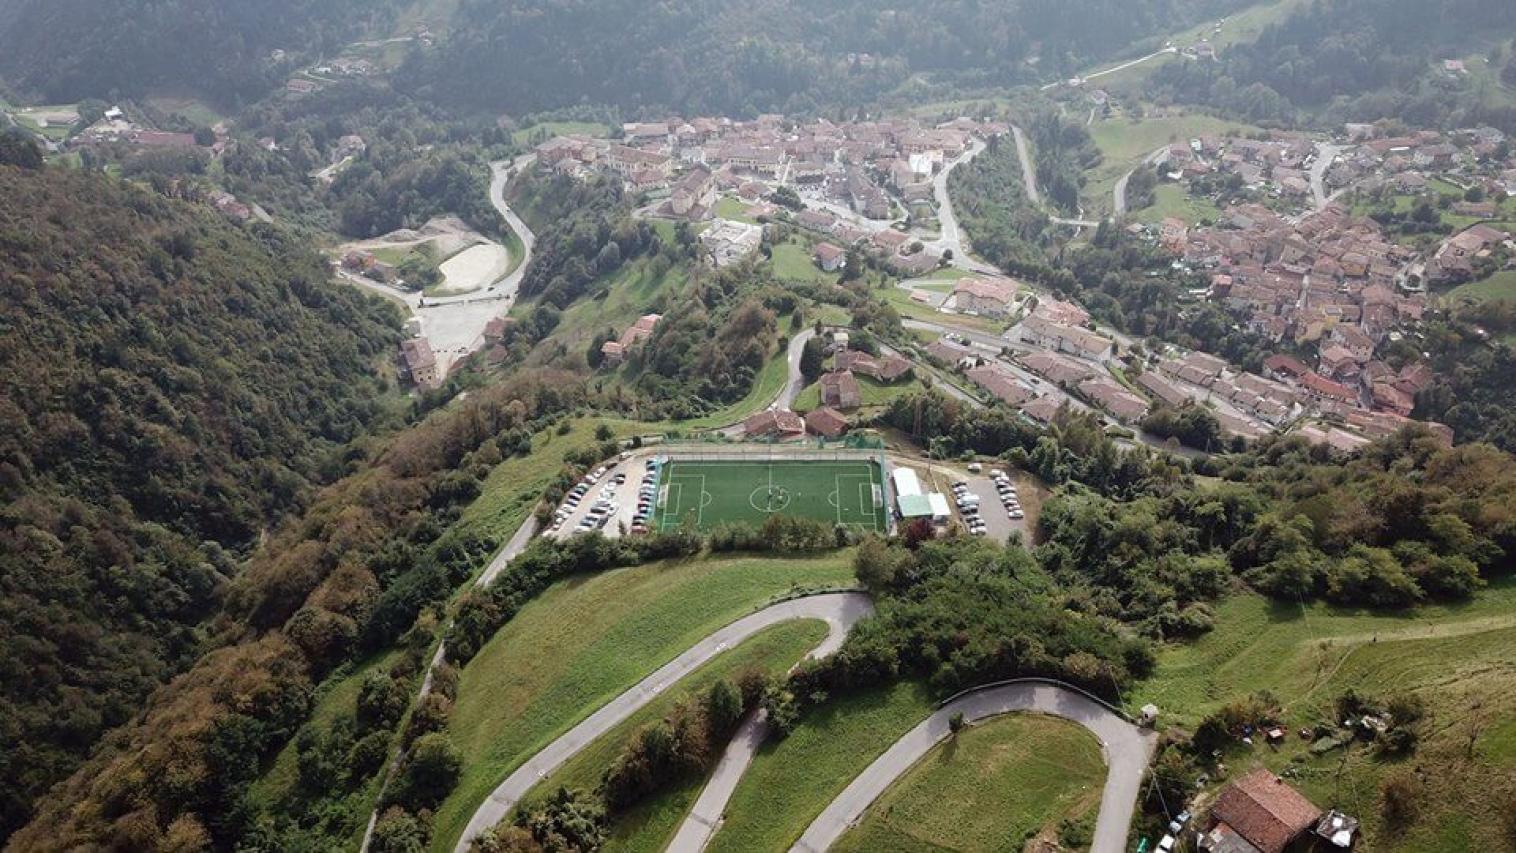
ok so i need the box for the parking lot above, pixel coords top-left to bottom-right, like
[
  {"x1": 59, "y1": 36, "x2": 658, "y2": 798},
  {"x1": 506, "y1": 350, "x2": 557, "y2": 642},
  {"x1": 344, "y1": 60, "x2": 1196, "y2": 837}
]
[
  {"x1": 950, "y1": 467, "x2": 1031, "y2": 543},
  {"x1": 545, "y1": 453, "x2": 662, "y2": 539}
]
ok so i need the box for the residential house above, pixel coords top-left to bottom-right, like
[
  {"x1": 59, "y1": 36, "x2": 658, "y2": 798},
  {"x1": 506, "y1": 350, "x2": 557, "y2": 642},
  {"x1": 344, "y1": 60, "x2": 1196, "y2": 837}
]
[
  {"x1": 949, "y1": 276, "x2": 1019, "y2": 317},
  {"x1": 966, "y1": 363, "x2": 1031, "y2": 406},
  {"x1": 1078, "y1": 378, "x2": 1149, "y2": 422},
  {"x1": 1018, "y1": 351, "x2": 1097, "y2": 386},
  {"x1": 925, "y1": 337, "x2": 976, "y2": 368},
  {"x1": 743, "y1": 409, "x2": 806, "y2": 440},
  {"x1": 1019, "y1": 395, "x2": 1065, "y2": 424},
  {"x1": 1136, "y1": 371, "x2": 1193, "y2": 407},
  {"x1": 1201, "y1": 768, "x2": 1322, "y2": 853},
  {"x1": 600, "y1": 340, "x2": 626, "y2": 366},
  {"x1": 870, "y1": 228, "x2": 911, "y2": 255},
  {"x1": 795, "y1": 209, "x2": 837, "y2": 232},
  {"x1": 814, "y1": 242, "x2": 847, "y2": 272},
  {"x1": 400, "y1": 339, "x2": 441, "y2": 389},
  {"x1": 804, "y1": 406, "x2": 849, "y2": 438},
  {"x1": 1020, "y1": 314, "x2": 1115, "y2": 362},
  {"x1": 670, "y1": 167, "x2": 716, "y2": 218},
  {"x1": 819, "y1": 370, "x2": 863, "y2": 410}
]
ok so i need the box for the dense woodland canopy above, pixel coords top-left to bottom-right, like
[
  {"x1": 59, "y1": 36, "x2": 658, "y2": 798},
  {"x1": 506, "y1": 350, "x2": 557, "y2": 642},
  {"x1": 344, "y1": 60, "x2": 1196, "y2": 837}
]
[
  {"x1": 0, "y1": 0, "x2": 405, "y2": 107},
  {"x1": 398, "y1": 0, "x2": 1253, "y2": 116},
  {"x1": 0, "y1": 165, "x2": 402, "y2": 839},
  {"x1": 1148, "y1": 0, "x2": 1516, "y2": 131}
]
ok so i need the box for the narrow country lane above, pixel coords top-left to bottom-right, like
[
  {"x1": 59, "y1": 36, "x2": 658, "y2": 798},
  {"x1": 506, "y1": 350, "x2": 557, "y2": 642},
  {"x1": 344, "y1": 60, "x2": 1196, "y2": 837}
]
[
  {"x1": 790, "y1": 680, "x2": 1156, "y2": 853},
  {"x1": 452, "y1": 593, "x2": 876, "y2": 852}
]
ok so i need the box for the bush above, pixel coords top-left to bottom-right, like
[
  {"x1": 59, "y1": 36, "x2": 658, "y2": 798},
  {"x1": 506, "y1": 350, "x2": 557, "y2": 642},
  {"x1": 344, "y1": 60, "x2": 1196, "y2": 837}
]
[
  {"x1": 514, "y1": 787, "x2": 605, "y2": 851},
  {"x1": 371, "y1": 807, "x2": 428, "y2": 853},
  {"x1": 391, "y1": 733, "x2": 462, "y2": 810},
  {"x1": 349, "y1": 731, "x2": 393, "y2": 781},
  {"x1": 357, "y1": 672, "x2": 410, "y2": 733},
  {"x1": 1380, "y1": 770, "x2": 1422, "y2": 830}
]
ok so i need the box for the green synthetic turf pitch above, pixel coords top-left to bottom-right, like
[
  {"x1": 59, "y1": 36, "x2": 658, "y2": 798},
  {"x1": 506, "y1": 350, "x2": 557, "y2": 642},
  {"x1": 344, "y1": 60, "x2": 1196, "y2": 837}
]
[{"x1": 653, "y1": 459, "x2": 888, "y2": 533}]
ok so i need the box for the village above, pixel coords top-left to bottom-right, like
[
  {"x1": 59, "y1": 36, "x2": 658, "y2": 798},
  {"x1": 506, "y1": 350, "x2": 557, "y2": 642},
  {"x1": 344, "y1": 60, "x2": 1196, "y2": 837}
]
[{"x1": 529, "y1": 109, "x2": 1502, "y2": 456}]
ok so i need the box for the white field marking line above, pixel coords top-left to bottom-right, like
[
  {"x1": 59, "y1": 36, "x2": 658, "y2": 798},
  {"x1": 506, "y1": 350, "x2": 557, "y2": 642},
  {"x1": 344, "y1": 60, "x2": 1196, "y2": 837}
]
[
  {"x1": 694, "y1": 473, "x2": 708, "y2": 528},
  {"x1": 661, "y1": 481, "x2": 683, "y2": 532},
  {"x1": 835, "y1": 475, "x2": 857, "y2": 524}
]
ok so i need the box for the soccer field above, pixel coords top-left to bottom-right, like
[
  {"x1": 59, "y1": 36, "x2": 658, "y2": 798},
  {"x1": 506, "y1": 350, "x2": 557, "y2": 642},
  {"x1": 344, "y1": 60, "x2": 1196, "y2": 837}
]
[{"x1": 654, "y1": 459, "x2": 889, "y2": 533}]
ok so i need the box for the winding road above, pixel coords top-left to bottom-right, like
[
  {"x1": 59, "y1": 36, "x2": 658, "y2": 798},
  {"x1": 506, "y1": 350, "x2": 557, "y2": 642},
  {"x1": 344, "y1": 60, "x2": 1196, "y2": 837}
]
[
  {"x1": 790, "y1": 680, "x2": 1156, "y2": 853},
  {"x1": 453, "y1": 592, "x2": 877, "y2": 852},
  {"x1": 1113, "y1": 146, "x2": 1171, "y2": 218},
  {"x1": 343, "y1": 154, "x2": 537, "y2": 374},
  {"x1": 1011, "y1": 124, "x2": 1101, "y2": 229}
]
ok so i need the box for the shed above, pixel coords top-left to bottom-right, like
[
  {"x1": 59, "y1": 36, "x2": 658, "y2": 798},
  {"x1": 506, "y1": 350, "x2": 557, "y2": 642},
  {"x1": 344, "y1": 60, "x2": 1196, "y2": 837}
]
[
  {"x1": 891, "y1": 467, "x2": 923, "y2": 497},
  {"x1": 898, "y1": 494, "x2": 935, "y2": 518}
]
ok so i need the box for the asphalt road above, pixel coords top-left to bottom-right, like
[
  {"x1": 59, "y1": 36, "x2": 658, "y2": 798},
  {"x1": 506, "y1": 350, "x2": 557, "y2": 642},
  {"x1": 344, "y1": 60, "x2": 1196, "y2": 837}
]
[
  {"x1": 665, "y1": 594, "x2": 875, "y2": 853},
  {"x1": 453, "y1": 592, "x2": 877, "y2": 852},
  {"x1": 781, "y1": 327, "x2": 818, "y2": 410},
  {"x1": 789, "y1": 680, "x2": 1156, "y2": 853},
  {"x1": 1113, "y1": 146, "x2": 1171, "y2": 218}
]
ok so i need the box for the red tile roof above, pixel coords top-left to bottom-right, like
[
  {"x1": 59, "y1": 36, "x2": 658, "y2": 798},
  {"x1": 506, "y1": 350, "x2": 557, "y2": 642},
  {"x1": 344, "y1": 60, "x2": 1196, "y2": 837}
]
[{"x1": 1209, "y1": 769, "x2": 1322, "y2": 853}]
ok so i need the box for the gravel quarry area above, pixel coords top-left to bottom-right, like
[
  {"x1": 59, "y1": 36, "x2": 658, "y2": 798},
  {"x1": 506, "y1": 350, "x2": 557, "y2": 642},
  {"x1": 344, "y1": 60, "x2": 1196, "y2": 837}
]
[{"x1": 437, "y1": 242, "x2": 510, "y2": 294}]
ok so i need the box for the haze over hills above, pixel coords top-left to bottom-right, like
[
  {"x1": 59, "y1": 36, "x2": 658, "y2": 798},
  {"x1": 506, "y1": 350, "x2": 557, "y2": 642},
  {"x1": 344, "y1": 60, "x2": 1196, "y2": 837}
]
[{"x1": 2, "y1": 1, "x2": 1516, "y2": 851}]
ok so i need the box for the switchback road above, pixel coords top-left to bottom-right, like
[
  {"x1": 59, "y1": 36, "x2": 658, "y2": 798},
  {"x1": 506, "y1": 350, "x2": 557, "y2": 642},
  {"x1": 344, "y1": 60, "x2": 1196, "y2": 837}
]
[
  {"x1": 790, "y1": 680, "x2": 1156, "y2": 853},
  {"x1": 453, "y1": 593, "x2": 876, "y2": 852}
]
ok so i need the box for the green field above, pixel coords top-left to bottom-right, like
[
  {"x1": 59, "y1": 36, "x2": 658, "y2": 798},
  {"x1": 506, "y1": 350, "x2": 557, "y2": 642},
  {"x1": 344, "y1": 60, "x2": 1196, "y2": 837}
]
[
  {"x1": 834, "y1": 714, "x2": 1105, "y2": 852},
  {"x1": 511, "y1": 120, "x2": 611, "y2": 146},
  {"x1": 1133, "y1": 182, "x2": 1225, "y2": 226},
  {"x1": 1131, "y1": 580, "x2": 1516, "y2": 851},
  {"x1": 772, "y1": 238, "x2": 838, "y2": 283},
  {"x1": 1448, "y1": 269, "x2": 1516, "y2": 305},
  {"x1": 431, "y1": 551, "x2": 855, "y2": 851},
  {"x1": 654, "y1": 459, "x2": 889, "y2": 533},
  {"x1": 716, "y1": 195, "x2": 761, "y2": 224},
  {"x1": 793, "y1": 373, "x2": 925, "y2": 412},
  {"x1": 517, "y1": 620, "x2": 829, "y2": 851},
  {"x1": 710, "y1": 681, "x2": 938, "y2": 850}
]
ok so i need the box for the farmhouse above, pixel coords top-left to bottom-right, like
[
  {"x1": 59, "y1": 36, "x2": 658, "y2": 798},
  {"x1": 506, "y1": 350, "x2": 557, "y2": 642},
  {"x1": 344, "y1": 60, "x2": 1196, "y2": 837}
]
[
  {"x1": 819, "y1": 370, "x2": 863, "y2": 410},
  {"x1": 400, "y1": 338, "x2": 441, "y2": 390},
  {"x1": 835, "y1": 349, "x2": 912, "y2": 382},
  {"x1": 742, "y1": 409, "x2": 806, "y2": 440},
  {"x1": 1201, "y1": 768, "x2": 1322, "y2": 853},
  {"x1": 804, "y1": 406, "x2": 849, "y2": 438},
  {"x1": 618, "y1": 313, "x2": 662, "y2": 348},
  {"x1": 813, "y1": 242, "x2": 847, "y2": 272}
]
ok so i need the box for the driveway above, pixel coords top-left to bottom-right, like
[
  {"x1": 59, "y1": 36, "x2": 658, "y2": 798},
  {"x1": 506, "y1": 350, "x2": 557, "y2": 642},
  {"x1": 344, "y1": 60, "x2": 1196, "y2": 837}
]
[
  {"x1": 790, "y1": 680, "x2": 1156, "y2": 853},
  {"x1": 453, "y1": 592, "x2": 877, "y2": 852}
]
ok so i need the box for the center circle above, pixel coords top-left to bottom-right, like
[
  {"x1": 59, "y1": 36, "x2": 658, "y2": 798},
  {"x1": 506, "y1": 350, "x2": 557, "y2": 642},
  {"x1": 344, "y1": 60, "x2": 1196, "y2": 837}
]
[{"x1": 749, "y1": 485, "x2": 791, "y2": 513}]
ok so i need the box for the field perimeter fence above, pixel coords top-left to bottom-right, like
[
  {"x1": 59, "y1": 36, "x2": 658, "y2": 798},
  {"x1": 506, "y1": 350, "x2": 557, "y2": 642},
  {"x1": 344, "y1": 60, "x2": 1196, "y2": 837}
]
[{"x1": 655, "y1": 443, "x2": 886, "y2": 465}]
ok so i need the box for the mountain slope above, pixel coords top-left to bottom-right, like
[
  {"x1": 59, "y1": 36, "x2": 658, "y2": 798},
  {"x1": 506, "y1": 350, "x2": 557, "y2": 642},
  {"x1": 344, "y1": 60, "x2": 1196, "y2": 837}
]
[
  {"x1": 0, "y1": 162, "x2": 401, "y2": 840},
  {"x1": 0, "y1": 0, "x2": 403, "y2": 106},
  {"x1": 399, "y1": 0, "x2": 1254, "y2": 116}
]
